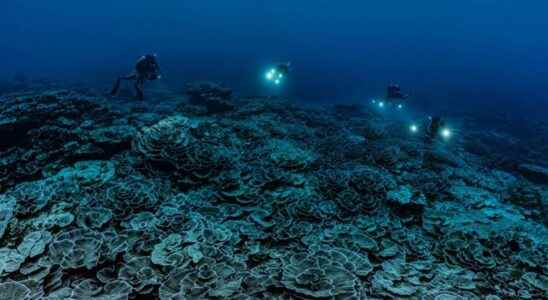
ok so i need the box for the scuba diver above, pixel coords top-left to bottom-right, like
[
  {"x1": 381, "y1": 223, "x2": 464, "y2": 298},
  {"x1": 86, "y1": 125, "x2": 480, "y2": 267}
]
[
  {"x1": 425, "y1": 116, "x2": 448, "y2": 142},
  {"x1": 387, "y1": 84, "x2": 408, "y2": 101},
  {"x1": 409, "y1": 115, "x2": 452, "y2": 142},
  {"x1": 265, "y1": 62, "x2": 291, "y2": 85},
  {"x1": 276, "y1": 62, "x2": 291, "y2": 76},
  {"x1": 111, "y1": 54, "x2": 161, "y2": 100},
  {"x1": 409, "y1": 116, "x2": 452, "y2": 143}
]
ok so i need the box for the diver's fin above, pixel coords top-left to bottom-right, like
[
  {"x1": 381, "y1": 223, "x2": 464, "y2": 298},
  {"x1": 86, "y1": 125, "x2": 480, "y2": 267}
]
[{"x1": 111, "y1": 78, "x2": 121, "y2": 95}]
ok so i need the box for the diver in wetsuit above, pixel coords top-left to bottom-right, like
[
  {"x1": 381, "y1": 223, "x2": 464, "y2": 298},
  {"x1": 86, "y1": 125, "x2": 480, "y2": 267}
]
[
  {"x1": 425, "y1": 116, "x2": 444, "y2": 143},
  {"x1": 276, "y1": 62, "x2": 291, "y2": 76},
  {"x1": 387, "y1": 84, "x2": 408, "y2": 100},
  {"x1": 111, "y1": 54, "x2": 161, "y2": 100}
]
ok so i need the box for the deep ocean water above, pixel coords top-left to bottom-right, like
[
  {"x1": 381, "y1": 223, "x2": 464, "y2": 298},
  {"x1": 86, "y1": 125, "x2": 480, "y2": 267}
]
[{"x1": 0, "y1": 82, "x2": 547, "y2": 300}]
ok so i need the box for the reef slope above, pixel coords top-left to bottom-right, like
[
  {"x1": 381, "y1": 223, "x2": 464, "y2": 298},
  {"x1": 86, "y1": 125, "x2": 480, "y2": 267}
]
[{"x1": 0, "y1": 87, "x2": 547, "y2": 299}]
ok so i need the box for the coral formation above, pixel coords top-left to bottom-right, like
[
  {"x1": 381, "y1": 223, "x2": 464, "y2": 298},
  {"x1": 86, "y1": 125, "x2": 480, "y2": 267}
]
[
  {"x1": 0, "y1": 87, "x2": 546, "y2": 299},
  {"x1": 185, "y1": 82, "x2": 234, "y2": 114}
]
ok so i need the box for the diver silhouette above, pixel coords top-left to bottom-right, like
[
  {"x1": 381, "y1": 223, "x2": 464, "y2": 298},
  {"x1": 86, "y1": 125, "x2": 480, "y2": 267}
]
[
  {"x1": 276, "y1": 62, "x2": 291, "y2": 76},
  {"x1": 425, "y1": 116, "x2": 445, "y2": 143},
  {"x1": 111, "y1": 54, "x2": 161, "y2": 100},
  {"x1": 386, "y1": 84, "x2": 408, "y2": 100}
]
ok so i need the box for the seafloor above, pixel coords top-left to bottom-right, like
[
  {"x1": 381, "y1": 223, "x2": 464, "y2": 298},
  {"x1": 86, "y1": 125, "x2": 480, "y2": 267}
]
[{"x1": 0, "y1": 82, "x2": 547, "y2": 300}]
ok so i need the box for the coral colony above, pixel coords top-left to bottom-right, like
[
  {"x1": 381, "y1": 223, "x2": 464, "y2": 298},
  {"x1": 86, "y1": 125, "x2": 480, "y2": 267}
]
[{"x1": 0, "y1": 84, "x2": 547, "y2": 299}]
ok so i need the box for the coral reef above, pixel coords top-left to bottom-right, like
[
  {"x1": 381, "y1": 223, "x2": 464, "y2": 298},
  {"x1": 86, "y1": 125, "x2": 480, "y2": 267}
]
[
  {"x1": 0, "y1": 87, "x2": 546, "y2": 299},
  {"x1": 184, "y1": 82, "x2": 234, "y2": 114}
]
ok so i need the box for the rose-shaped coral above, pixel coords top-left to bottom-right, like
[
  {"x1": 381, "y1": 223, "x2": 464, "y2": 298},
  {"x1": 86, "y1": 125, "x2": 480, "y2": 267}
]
[
  {"x1": 133, "y1": 115, "x2": 195, "y2": 164},
  {"x1": 7, "y1": 179, "x2": 60, "y2": 216},
  {"x1": 348, "y1": 165, "x2": 396, "y2": 196},
  {"x1": 214, "y1": 169, "x2": 262, "y2": 205},
  {"x1": 281, "y1": 250, "x2": 360, "y2": 298},
  {"x1": 266, "y1": 139, "x2": 316, "y2": 171},
  {"x1": 440, "y1": 232, "x2": 497, "y2": 272},
  {"x1": 48, "y1": 229, "x2": 103, "y2": 270},
  {"x1": 159, "y1": 258, "x2": 244, "y2": 299},
  {"x1": 151, "y1": 234, "x2": 188, "y2": 267},
  {"x1": 102, "y1": 177, "x2": 162, "y2": 220}
]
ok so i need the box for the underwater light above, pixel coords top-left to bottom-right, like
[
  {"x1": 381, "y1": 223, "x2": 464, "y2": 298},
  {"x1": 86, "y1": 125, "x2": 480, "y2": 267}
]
[
  {"x1": 371, "y1": 99, "x2": 377, "y2": 104},
  {"x1": 274, "y1": 79, "x2": 281, "y2": 85},
  {"x1": 397, "y1": 104, "x2": 403, "y2": 109},
  {"x1": 265, "y1": 68, "x2": 278, "y2": 81},
  {"x1": 378, "y1": 101, "x2": 385, "y2": 108},
  {"x1": 410, "y1": 124, "x2": 418, "y2": 133},
  {"x1": 441, "y1": 128, "x2": 452, "y2": 139}
]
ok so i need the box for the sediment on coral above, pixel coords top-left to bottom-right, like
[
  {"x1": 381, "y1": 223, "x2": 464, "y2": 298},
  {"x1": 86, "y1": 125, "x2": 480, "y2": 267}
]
[{"x1": 0, "y1": 87, "x2": 546, "y2": 299}]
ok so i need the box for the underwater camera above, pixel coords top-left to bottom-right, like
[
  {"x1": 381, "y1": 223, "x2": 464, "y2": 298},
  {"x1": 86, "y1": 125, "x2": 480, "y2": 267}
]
[{"x1": 265, "y1": 68, "x2": 284, "y2": 85}]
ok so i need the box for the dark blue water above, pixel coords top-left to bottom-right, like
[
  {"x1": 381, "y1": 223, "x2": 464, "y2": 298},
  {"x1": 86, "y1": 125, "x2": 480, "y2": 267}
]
[{"x1": 2, "y1": 1, "x2": 548, "y2": 118}]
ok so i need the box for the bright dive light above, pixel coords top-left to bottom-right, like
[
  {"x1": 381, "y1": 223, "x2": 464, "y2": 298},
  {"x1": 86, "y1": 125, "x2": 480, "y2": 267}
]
[
  {"x1": 266, "y1": 68, "x2": 278, "y2": 81},
  {"x1": 441, "y1": 128, "x2": 452, "y2": 139},
  {"x1": 410, "y1": 124, "x2": 418, "y2": 133},
  {"x1": 275, "y1": 79, "x2": 281, "y2": 85},
  {"x1": 397, "y1": 104, "x2": 403, "y2": 109},
  {"x1": 378, "y1": 101, "x2": 385, "y2": 108}
]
